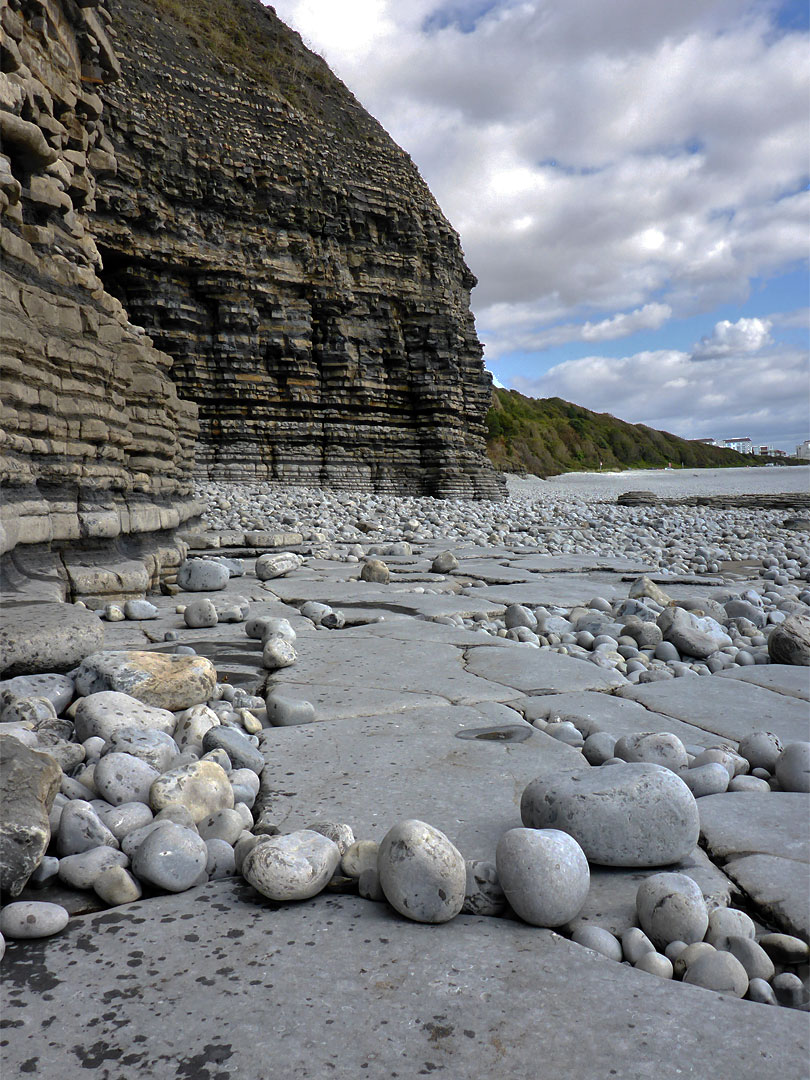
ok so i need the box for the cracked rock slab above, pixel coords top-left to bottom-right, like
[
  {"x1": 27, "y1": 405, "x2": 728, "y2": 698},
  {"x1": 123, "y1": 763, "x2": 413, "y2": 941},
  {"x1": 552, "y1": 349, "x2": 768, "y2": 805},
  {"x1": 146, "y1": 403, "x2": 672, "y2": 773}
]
[
  {"x1": 464, "y1": 645, "x2": 627, "y2": 695},
  {"x1": 617, "y1": 677, "x2": 810, "y2": 746},
  {"x1": 699, "y1": 792, "x2": 810, "y2": 864},
  {"x1": 722, "y1": 854, "x2": 810, "y2": 939},
  {"x1": 714, "y1": 665, "x2": 810, "y2": 702},
  {"x1": 1, "y1": 881, "x2": 806, "y2": 1080}
]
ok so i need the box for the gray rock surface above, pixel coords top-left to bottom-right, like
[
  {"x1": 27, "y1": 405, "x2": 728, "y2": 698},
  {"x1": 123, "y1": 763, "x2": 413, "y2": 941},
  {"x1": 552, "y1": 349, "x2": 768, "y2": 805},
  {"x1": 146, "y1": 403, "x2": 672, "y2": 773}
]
[
  {"x1": 0, "y1": 604, "x2": 104, "y2": 677},
  {"x1": 0, "y1": 735, "x2": 61, "y2": 896}
]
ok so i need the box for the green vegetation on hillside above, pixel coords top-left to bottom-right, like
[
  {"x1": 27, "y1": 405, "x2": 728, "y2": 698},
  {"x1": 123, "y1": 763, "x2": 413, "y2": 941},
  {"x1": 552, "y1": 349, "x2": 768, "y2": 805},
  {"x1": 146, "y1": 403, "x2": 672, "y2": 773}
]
[{"x1": 486, "y1": 390, "x2": 785, "y2": 476}]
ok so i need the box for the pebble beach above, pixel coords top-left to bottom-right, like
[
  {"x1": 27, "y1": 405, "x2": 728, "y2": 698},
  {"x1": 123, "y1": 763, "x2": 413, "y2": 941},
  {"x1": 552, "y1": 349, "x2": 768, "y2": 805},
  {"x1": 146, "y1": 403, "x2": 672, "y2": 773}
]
[{"x1": 1, "y1": 465, "x2": 809, "y2": 1079}]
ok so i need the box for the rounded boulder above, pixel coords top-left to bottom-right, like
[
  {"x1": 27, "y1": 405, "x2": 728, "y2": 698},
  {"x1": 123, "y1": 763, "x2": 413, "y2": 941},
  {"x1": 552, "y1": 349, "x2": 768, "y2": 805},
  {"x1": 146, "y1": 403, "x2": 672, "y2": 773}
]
[{"x1": 377, "y1": 819, "x2": 466, "y2": 924}]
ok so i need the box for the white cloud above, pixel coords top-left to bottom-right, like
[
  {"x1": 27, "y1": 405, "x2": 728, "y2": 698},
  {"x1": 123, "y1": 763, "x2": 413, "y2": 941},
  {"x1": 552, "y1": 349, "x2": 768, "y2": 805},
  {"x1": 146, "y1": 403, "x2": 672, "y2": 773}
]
[
  {"x1": 692, "y1": 316, "x2": 773, "y2": 360},
  {"x1": 512, "y1": 344, "x2": 810, "y2": 447}
]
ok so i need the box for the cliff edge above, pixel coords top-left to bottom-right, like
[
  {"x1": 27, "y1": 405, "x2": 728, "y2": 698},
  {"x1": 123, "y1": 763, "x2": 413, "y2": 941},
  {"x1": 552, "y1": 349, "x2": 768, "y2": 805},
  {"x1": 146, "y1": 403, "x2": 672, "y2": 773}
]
[{"x1": 93, "y1": 0, "x2": 503, "y2": 498}]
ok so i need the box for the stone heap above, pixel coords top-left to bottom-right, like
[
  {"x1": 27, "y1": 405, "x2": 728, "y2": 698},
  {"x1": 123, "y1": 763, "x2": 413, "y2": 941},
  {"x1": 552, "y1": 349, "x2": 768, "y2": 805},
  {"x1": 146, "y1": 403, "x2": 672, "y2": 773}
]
[
  {"x1": 0, "y1": 0, "x2": 200, "y2": 599},
  {"x1": 92, "y1": 0, "x2": 503, "y2": 498}
]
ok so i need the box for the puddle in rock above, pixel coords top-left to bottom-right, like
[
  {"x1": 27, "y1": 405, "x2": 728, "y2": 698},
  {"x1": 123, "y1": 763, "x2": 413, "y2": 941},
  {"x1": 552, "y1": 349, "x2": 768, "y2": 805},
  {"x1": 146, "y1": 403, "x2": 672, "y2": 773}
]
[
  {"x1": 151, "y1": 642, "x2": 262, "y2": 687},
  {"x1": 455, "y1": 725, "x2": 533, "y2": 743}
]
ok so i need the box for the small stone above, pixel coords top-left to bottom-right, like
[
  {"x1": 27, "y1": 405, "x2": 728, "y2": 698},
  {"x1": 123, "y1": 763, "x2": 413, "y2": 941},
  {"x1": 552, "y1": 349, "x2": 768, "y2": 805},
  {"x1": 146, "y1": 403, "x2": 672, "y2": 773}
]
[
  {"x1": 377, "y1": 819, "x2": 466, "y2": 924},
  {"x1": 614, "y1": 732, "x2": 688, "y2": 773},
  {"x1": 242, "y1": 829, "x2": 340, "y2": 901},
  {"x1": 775, "y1": 742, "x2": 810, "y2": 793},
  {"x1": 341, "y1": 840, "x2": 379, "y2": 879},
  {"x1": 124, "y1": 600, "x2": 159, "y2": 621},
  {"x1": 149, "y1": 759, "x2": 233, "y2": 822},
  {"x1": 132, "y1": 822, "x2": 208, "y2": 892},
  {"x1": 205, "y1": 838, "x2": 236, "y2": 878},
  {"x1": 757, "y1": 933, "x2": 809, "y2": 965},
  {"x1": 683, "y1": 950, "x2": 749, "y2": 996},
  {"x1": 773, "y1": 972, "x2": 807, "y2": 1008},
  {"x1": 634, "y1": 951, "x2": 673, "y2": 979},
  {"x1": 106, "y1": 728, "x2": 178, "y2": 773},
  {"x1": 728, "y1": 775, "x2": 770, "y2": 793},
  {"x1": 0, "y1": 674, "x2": 74, "y2": 714},
  {"x1": 264, "y1": 691, "x2": 316, "y2": 726},
  {"x1": 664, "y1": 940, "x2": 688, "y2": 962},
  {"x1": 174, "y1": 704, "x2": 220, "y2": 754},
  {"x1": 431, "y1": 551, "x2": 458, "y2": 574},
  {"x1": 360, "y1": 558, "x2": 390, "y2": 584},
  {"x1": 105, "y1": 605, "x2": 126, "y2": 622},
  {"x1": 504, "y1": 604, "x2": 536, "y2": 630},
  {"x1": 56, "y1": 799, "x2": 118, "y2": 856},
  {"x1": 462, "y1": 859, "x2": 506, "y2": 916},
  {"x1": 234, "y1": 832, "x2": 262, "y2": 874},
  {"x1": 73, "y1": 692, "x2": 177, "y2": 743},
  {"x1": 202, "y1": 726, "x2": 264, "y2": 774},
  {"x1": 197, "y1": 809, "x2": 245, "y2": 846},
  {"x1": 621, "y1": 927, "x2": 655, "y2": 964},
  {"x1": 94, "y1": 752, "x2": 160, "y2": 806},
  {"x1": 255, "y1": 552, "x2": 302, "y2": 581},
  {"x1": 767, "y1": 614, "x2": 810, "y2": 665},
  {"x1": 725, "y1": 936, "x2": 775, "y2": 981},
  {"x1": 496, "y1": 828, "x2": 590, "y2": 928},
  {"x1": 358, "y1": 866, "x2": 384, "y2": 902},
  {"x1": 704, "y1": 907, "x2": 756, "y2": 949},
  {"x1": 183, "y1": 599, "x2": 218, "y2": 628},
  {"x1": 99, "y1": 802, "x2": 154, "y2": 842},
  {"x1": 571, "y1": 925, "x2": 623, "y2": 962},
  {"x1": 0, "y1": 901, "x2": 69, "y2": 939},
  {"x1": 682, "y1": 763, "x2": 729, "y2": 798},
  {"x1": 59, "y1": 847, "x2": 129, "y2": 889},
  {"x1": 738, "y1": 731, "x2": 783, "y2": 772},
  {"x1": 27, "y1": 856, "x2": 59, "y2": 888},
  {"x1": 582, "y1": 731, "x2": 617, "y2": 765},
  {"x1": 177, "y1": 559, "x2": 230, "y2": 591},
  {"x1": 628, "y1": 577, "x2": 672, "y2": 605},
  {"x1": 636, "y1": 872, "x2": 709, "y2": 948},
  {"x1": 262, "y1": 636, "x2": 297, "y2": 671},
  {"x1": 673, "y1": 942, "x2": 716, "y2": 979},
  {"x1": 246, "y1": 616, "x2": 296, "y2": 642},
  {"x1": 304, "y1": 821, "x2": 355, "y2": 855},
  {"x1": 746, "y1": 978, "x2": 778, "y2": 1005},
  {"x1": 93, "y1": 866, "x2": 143, "y2": 905}
]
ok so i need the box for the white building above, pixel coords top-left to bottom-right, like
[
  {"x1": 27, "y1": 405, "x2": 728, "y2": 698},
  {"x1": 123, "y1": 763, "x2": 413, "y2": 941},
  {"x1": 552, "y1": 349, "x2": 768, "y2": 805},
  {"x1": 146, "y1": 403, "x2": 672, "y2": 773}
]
[
  {"x1": 797, "y1": 440, "x2": 810, "y2": 460},
  {"x1": 723, "y1": 437, "x2": 754, "y2": 454}
]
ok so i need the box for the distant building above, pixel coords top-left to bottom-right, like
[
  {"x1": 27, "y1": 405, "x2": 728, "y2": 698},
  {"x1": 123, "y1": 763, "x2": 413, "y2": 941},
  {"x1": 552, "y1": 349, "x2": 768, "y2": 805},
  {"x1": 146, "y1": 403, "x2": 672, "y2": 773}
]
[
  {"x1": 797, "y1": 440, "x2": 810, "y2": 460},
  {"x1": 696, "y1": 438, "x2": 718, "y2": 446},
  {"x1": 723, "y1": 437, "x2": 754, "y2": 454}
]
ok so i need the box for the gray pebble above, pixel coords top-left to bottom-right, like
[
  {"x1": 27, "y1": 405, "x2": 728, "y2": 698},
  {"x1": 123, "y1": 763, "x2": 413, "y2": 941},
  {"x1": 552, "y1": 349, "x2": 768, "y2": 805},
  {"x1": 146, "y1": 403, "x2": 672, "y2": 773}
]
[
  {"x1": 636, "y1": 872, "x2": 708, "y2": 948},
  {"x1": 497, "y1": 828, "x2": 590, "y2": 927},
  {"x1": 132, "y1": 822, "x2": 208, "y2": 892},
  {"x1": 59, "y1": 847, "x2": 129, "y2": 889},
  {"x1": 94, "y1": 752, "x2": 160, "y2": 806},
  {"x1": 683, "y1": 950, "x2": 749, "y2": 997},
  {"x1": 378, "y1": 819, "x2": 466, "y2": 924},
  {"x1": 205, "y1": 838, "x2": 237, "y2": 878},
  {"x1": 746, "y1": 978, "x2": 778, "y2": 1005},
  {"x1": 341, "y1": 840, "x2": 379, "y2": 880},
  {"x1": 621, "y1": 927, "x2": 655, "y2": 964},
  {"x1": 0, "y1": 901, "x2": 69, "y2": 939},
  {"x1": 462, "y1": 859, "x2": 506, "y2": 917},
  {"x1": 57, "y1": 800, "x2": 119, "y2": 856},
  {"x1": 635, "y1": 951, "x2": 673, "y2": 979},
  {"x1": 725, "y1": 936, "x2": 775, "y2": 981},
  {"x1": 264, "y1": 692, "x2": 316, "y2": 726},
  {"x1": 704, "y1": 907, "x2": 756, "y2": 949},
  {"x1": 242, "y1": 829, "x2": 340, "y2": 901},
  {"x1": 571, "y1": 925, "x2": 623, "y2": 962},
  {"x1": 93, "y1": 866, "x2": 143, "y2": 905}
]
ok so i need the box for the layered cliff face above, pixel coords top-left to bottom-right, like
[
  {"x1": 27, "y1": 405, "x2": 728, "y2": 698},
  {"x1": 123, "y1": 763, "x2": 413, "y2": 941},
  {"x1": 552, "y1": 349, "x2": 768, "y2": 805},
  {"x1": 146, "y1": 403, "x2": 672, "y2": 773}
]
[
  {"x1": 93, "y1": 0, "x2": 503, "y2": 498},
  {"x1": 0, "y1": 0, "x2": 200, "y2": 596}
]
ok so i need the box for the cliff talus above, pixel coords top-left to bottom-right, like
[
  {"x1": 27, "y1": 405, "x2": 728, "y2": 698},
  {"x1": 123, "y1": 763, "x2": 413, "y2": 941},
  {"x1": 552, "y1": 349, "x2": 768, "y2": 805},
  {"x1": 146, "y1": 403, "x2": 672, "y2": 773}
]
[
  {"x1": 0, "y1": 0, "x2": 199, "y2": 599},
  {"x1": 94, "y1": 0, "x2": 503, "y2": 498}
]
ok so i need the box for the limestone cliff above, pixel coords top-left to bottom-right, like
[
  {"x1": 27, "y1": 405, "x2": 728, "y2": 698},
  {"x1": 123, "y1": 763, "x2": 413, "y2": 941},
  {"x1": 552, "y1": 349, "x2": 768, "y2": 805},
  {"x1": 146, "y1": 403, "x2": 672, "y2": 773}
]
[
  {"x1": 93, "y1": 0, "x2": 503, "y2": 498},
  {"x1": 0, "y1": 0, "x2": 199, "y2": 598}
]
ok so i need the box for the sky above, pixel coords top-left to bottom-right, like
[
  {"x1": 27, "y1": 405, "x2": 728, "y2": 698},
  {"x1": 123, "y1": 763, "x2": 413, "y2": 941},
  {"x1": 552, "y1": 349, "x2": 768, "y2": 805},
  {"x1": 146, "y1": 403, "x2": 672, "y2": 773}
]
[{"x1": 267, "y1": 0, "x2": 809, "y2": 451}]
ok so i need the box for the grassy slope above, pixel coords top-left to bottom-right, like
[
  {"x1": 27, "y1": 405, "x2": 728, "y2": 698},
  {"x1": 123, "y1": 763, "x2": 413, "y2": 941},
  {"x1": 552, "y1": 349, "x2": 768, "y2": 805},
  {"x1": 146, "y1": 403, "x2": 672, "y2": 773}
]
[{"x1": 486, "y1": 389, "x2": 789, "y2": 476}]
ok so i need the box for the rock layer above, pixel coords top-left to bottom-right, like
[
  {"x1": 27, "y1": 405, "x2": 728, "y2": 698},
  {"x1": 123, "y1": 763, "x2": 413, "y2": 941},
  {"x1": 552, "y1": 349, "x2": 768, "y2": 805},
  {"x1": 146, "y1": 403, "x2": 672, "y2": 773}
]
[
  {"x1": 93, "y1": 0, "x2": 503, "y2": 498},
  {"x1": 0, "y1": 0, "x2": 199, "y2": 594}
]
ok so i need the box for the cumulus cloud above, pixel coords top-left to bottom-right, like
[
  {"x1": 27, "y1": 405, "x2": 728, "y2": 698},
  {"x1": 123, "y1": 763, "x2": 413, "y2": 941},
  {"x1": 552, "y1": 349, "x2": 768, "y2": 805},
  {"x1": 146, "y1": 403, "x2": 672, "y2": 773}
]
[
  {"x1": 512, "y1": 344, "x2": 810, "y2": 446},
  {"x1": 692, "y1": 316, "x2": 773, "y2": 360}
]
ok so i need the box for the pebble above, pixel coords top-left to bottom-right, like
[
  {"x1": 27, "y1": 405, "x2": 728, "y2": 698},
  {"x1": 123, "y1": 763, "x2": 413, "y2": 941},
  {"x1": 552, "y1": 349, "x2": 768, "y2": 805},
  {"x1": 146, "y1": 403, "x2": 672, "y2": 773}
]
[
  {"x1": 377, "y1": 819, "x2": 466, "y2": 924},
  {"x1": 704, "y1": 907, "x2": 756, "y2": 949},
  {"x1": 727, "y1": 774, "x2": 770, "y2": 793},
  {"x1": 198, "y1": 808, "x2": 245, "y2": 846},
  {"x1": 747, "y1": 978, "x2": 778, "y2": 1005},
  {"x1": 56, "y1": 799, "x2": 119, "y2": 856},
  {"x1": 431, "y1": 551, "x2": 458, "y2": 573},
  {"x1": 177, "y1": 558, "x2": 230, "y2": 591},
  {"x1": 205, "y1": 838, "x2": 237, "y2": 878},
  {"x1": 496, "y1": 828, "x2": 590, "y2": 927},
  {"x1": 360, "y1": 558, "x2": 390, "y2": 583},
  {"x1": 132, "y1": 822, "x2": 209, "y2": 892},
  {"x1": 683, "y1": 950, "x2": 749, "y2": 997},
  {"x1": 738, "y1": 730, "x2": 783, "y2": 771},
  {"x1": 635, "y1": 872, "x2": 709, "y2": 948},
  {"x1": 0, "y1": 901, "x2": 70, "y2": 939},
  {"x1": 255, "y1": 552, "x2": 301, "y2": 581},
  {"x1": 521, "y1": 763, "x2": 699, "y2": 867},
  {"x1": 681, "y1": 762, "x2": 730, "y2": 797},
  {"x1": 358, "y1": 866, "x2": 384, "y2": 902},
  {"x1": 757, "y1": 933, "x2": 809, "y2": 965},
  {"x1": 59, "y1": 847, "x2": 129, "y2": 889},
  {"x1": 183, "y1": 599, "x2": 218, "y2": 628},
  {"x1": 614, "y1": 731, "x2": 688, "y2": 772},
  {"x1": 621, "y1": 927, "x2": 655, "y2": 964},
  {"x1": 202, "y1": 726, "x2": 265, "y2": 774},
  {"x1": 242, "y1": 829, "x2": 341, "y2": 901},
  {"x1": 264, "y1": 691, "x2": 316, "y2": 726},
  {"x1": 773, "y1": 972, "x2": 807, "y2": 1008},
  {"x1": 124, "y1": 599, "x2": 159, "y2": 620},
  {"x1": 634, "y1": 951, "x2": 673, "y2": 979},
  {"x1": 173, "y1": 705, "x2": 220, "y2": 753},
  {"x1": 582, "y1": 731, "x2": 617, "y2": 765},
  {"x1": 775, "y1": 741, "x2": 810, "y2": 792},
  {"x1": 304, "y1": 821, "x2": 355, "y2": 855},
  {"x1": 106, "y1": 728, "x2": 178, "y2": 773},
  {"x1": 725, "y1": 936, "x2": 775, "y2": 981},
  {"x1": 246, "y1": 616, "x2": 296, "y2": 643},
  {"x1": 341, "y1": 840, "x2": 379, "y2": 879},
  {"x1": 73, "y1": 691, "x2": 177, "y2": 743},
  {"x1": 149, "y1": 759, "x2": 234, "y2": 822},
  {"x1": 99, "y1": 801, "x2": 154, "y2": 842},
  {"x1": 462, "y1": 859, "x2": 506, "y2": 917},
  {"x1": 94, "y1": 866, "x2": 143, "y2": 905},
  {"x1": 262, "y1": 636, "x2": 297, "y2": 671},
  {"x1": 94, "y1": 752, "x2": 161, "y2": 806},
  {"x1": 673, "y1": 942, "x2": 716, "y2": 979},
  {"x1": 571, "y1": 925, "x2": 623, "y2": 962}
]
